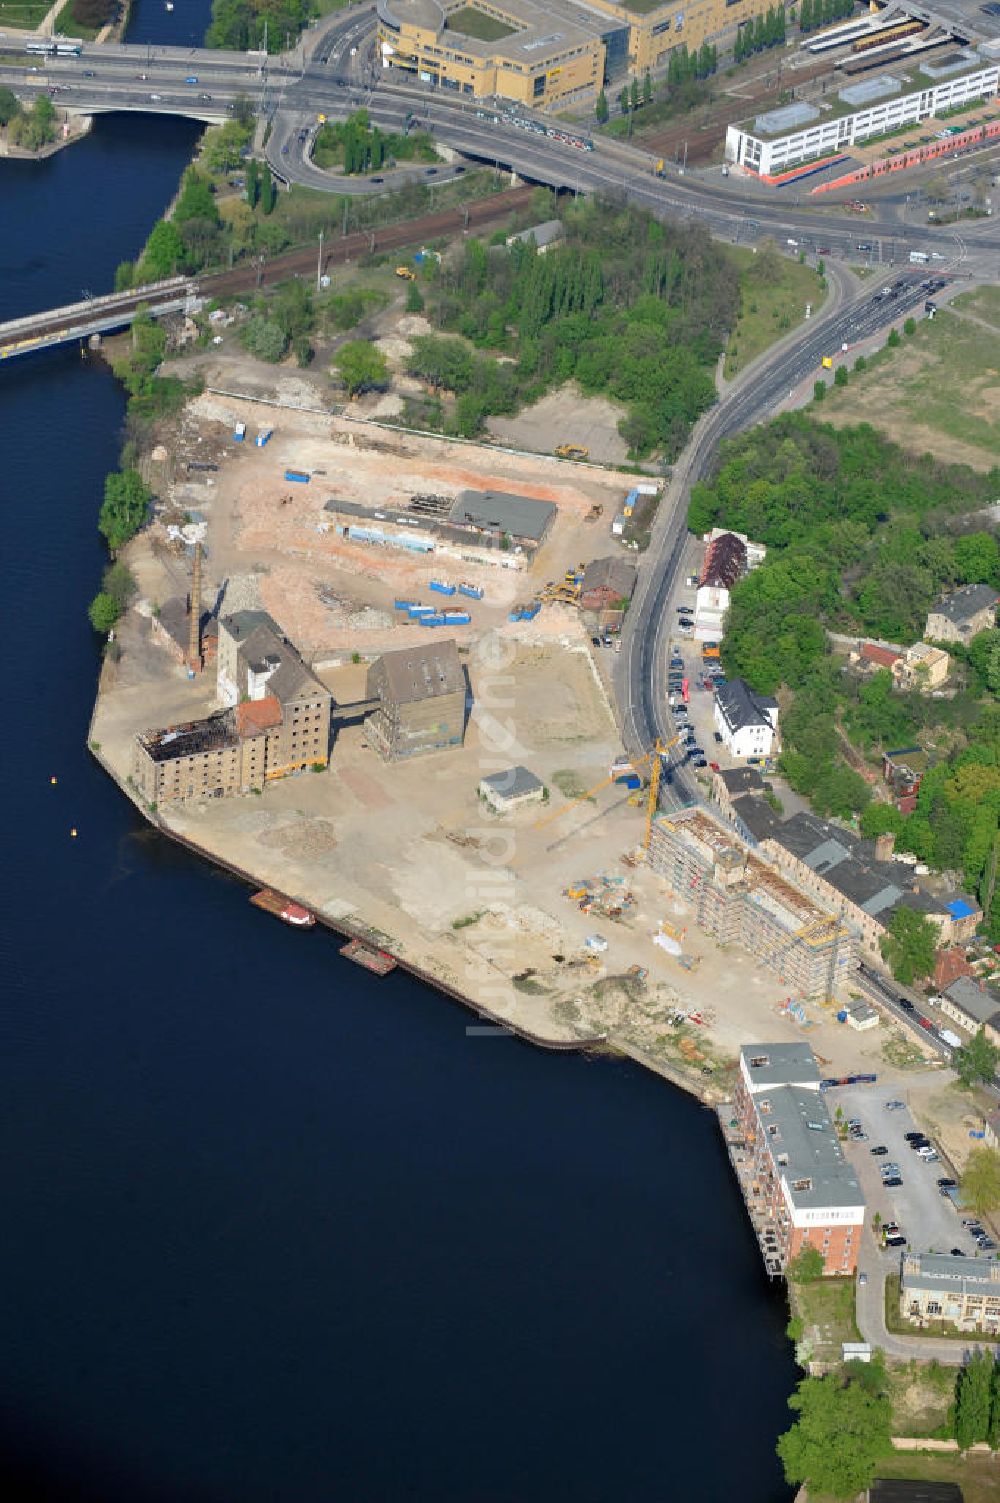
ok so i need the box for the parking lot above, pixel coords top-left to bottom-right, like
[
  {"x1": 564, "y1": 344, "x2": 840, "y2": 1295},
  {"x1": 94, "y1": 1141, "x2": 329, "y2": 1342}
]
[
  {"x1": 666, "y1": 618, "x2": 736, "y2": 778},
  {"x1": 833, "y1": 1078, "x2": 988, "y2": 1258}
]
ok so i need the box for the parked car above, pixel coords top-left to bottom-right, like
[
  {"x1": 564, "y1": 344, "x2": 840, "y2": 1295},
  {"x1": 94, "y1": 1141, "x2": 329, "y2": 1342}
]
[
  {"x1": 858, "y1": 1271, "x2": 868, "y2": 1285},
  {"x1": 979, "y1": 1238, "x2": 997, "y2": 1250},
  {"x1": 885, "y1": 1100, "x2": 905, "y2": 1111},
  {"x1": 883, "y1": 1177, "x2": 903, "y2": 1188},
  {"x1": 713, "y1": 732, "x2": 723, "y2": 744},
  {"x1": 897, "y1": 998, "x2": 915, "y2": 1012},
  {"x1": 950, "y1": 1248, "x2": 966, "y2": 1256},
  {"x1": 870, "y1": 1145, "x2": 889, "y2": 1156},
  {"x1": 904, "y1": 1132, "x2": 926, "y2": 1142}
]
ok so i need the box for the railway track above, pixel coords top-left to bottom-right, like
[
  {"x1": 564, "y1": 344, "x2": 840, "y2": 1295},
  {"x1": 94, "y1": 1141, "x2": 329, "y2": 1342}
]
[{"x1": 201, "y1": 186, "x2": 536, "y2": 298}]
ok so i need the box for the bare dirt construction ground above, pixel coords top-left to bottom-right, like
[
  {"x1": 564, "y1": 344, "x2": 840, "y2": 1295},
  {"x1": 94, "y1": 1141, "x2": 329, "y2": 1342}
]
[
  {"x1": 818, "y1": 285, "x2": 1000, "y2": 471},
  {"x1": 485, "y1": 385, "x2": 630, "y2": 466},
  {"x1": 93, "y1": 576, "x2": 934, "y2": 1097},
  {"x1": 145, "y1": 371, "x2": 641, "y2": 657}
]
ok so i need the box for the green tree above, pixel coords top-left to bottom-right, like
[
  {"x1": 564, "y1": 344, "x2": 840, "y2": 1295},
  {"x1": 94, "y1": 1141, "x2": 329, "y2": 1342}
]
[
  {"x1": 87, "y1": 592, "x2": 121, "y2": 634},
  {"x1": 0, "y1": 86, "x2": 20, "y2": 125},
  {"x1": 333, "y1": 340, "x2": 388, "y2": 397},
  {"x1": 139, "y1": 219, "x2": 184, "y2": 280},
  {"x1": 174, "y1": 168, "x2": 217, "y2": 226},
  {"x1": 98, "y1": 469, "x2": 151, "y2": 551},
  {"x1": 887, "y1": 328, "x2": 901, "y2": 348},
  {"x1": 860, "y1": 802, "x2": 904, "y2": 840},
  {"x1": 595, "y1": 88, "x2": 609, "y2": 124},
  {"x1": 989, "y1": 1353, "x2": 1000, "y2": 1449},
  {"x1": 32, "y1": 94, "x2": 54, "y2": 132},
  {"x1": 114, "y1": 260, "x2": 136, "y2": 292},
  {"x1": 879, "y1": 907, "x2": 937, "y2": 985},
  {"x1": 834, "y1": 365, "x2": 848, "y2": 388},
  {"x1": 618, "y1": 87, "x2": 629, "y2": 115},
  {"x1": 630, "y1": 77, "x2": 639, "y2": 111},
  {"x1": 955, "y1": 1349, "x2": 994, "y2": 1449},
  {"x1": 813, "y1": 380, "x2": 826, "y2": 401},
  {"x1": 786, "y1": 1245, "x2": 825, "y2": 1282},
  {"x1": 241, "y1": 316, "x2": 288, "y2": 363},
  {"x1": 777, "y1": 1371, "x2": 893, "y2": 1496},
  {"x1": 854, "y1": 355, "x2": 867, "y2": 372},
  {"x1": 904, "y1": 317, "x2": 917, "y2": 336},
  {"x1": 962, "y1": 1148, "x2": 1000, "y2": 1216},
  {"x1": 953, "y1": 1029, "x2": 1000, "y2": 1089},
  {"x1": 405, "y1": 279, "x2": 425, "y2": 313},
  {"x1": 231, "y1": 92, "x2": 255, "y2": 129},
  {"x1": 102, "y1": 561, "x2": 137, "y2": 611},
  {"x1": 955, "y1": 534, "x2": 1000, "y2": 587},
  {"x1": 259, "y1": 161, "x2": 276, "y2": 215},
  {"x1": 246, "y1": 155, "x2": 260, "y2": 209}
]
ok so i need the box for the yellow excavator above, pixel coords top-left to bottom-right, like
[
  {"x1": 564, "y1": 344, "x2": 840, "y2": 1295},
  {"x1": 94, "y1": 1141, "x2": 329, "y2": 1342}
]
[{"x1": 554, "y1": 444, "x2": 589, "y2": 461}]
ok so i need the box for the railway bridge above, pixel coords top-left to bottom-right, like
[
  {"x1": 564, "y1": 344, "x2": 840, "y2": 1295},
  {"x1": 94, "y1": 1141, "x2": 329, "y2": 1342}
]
[{"x1": 0, "y1": 279, "x2": 201, "y2": 362}]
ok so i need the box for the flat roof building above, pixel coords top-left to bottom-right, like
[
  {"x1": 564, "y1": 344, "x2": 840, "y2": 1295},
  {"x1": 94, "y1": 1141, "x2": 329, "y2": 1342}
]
[
  {"x1": 726, "y1": 53, "x2": 1000, "y2": 178},
  {"x1": 377, "y1": 0, "x2": 785, "y2": 112},
  {"x1": 732, "y1": 1042, "x2": 865, "y2": 1276}
]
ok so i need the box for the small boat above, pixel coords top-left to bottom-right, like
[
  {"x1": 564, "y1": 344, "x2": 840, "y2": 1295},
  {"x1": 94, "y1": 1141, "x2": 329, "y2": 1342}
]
[
  {"x1": 165, "y1": 2, "x2": 174, "y2": 10},
  {"x1": 250, "y1": 888, "x2": 316, "y2": 927},
  {"x1": 340, "y1": 939, "x2": 396, "y2": 975}
]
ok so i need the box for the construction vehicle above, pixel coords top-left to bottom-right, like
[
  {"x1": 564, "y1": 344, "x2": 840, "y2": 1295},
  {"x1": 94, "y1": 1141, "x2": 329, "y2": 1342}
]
[
  {"x1": 821, "y1": 356, "x2": 834, "y2": 370},
  {"x1": 395, "y1": 266, "x2": 416, "y2": 280},
  {"x1": 554, "y1": 444, "x2": 589, "y2": 461},
  {"x1": 585, "y1": 503, "x2": 604, "y2": 523}
]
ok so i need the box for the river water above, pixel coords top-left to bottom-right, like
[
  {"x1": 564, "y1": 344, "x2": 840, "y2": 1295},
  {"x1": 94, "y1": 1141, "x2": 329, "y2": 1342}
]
[{"x1": 0, "y1": 9, "x2": 797, "y2": 1499}]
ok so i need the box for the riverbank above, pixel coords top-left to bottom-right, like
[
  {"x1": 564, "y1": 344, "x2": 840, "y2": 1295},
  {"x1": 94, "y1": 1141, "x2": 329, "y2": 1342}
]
[{"x1": 86, "y1": 359, "x2": 926, "y2": 1117}]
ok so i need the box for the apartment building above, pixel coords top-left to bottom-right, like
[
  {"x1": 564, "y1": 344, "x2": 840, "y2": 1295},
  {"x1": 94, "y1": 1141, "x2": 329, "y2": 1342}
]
[
  {"x1": 713, "y1": 678, "x2": 779, "y2": 760},
  {"x1": 733, "y1": 1043, "x2": 865, "y2": 1276},
  {"x1": 649, "y1": 807, "x2": 856, "y2": 1000},
  {"x1": 900, "y1": 1251, "x2": 1000, "y2": 1334}
]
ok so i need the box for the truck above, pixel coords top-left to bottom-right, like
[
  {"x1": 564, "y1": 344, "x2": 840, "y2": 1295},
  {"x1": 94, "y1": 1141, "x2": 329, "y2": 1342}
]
[
  {"x1": 939, "y1": 1028, "x2": 962, "y2": 1049},
  {"x1": 909, "y1": 250, "x2": 929, "y2": 264}
]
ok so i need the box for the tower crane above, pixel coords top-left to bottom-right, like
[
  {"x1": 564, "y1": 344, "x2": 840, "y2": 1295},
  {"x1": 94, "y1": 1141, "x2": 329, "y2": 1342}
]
[{"x1": 533, "y1": 736, "x2": 683, "y2": 849}]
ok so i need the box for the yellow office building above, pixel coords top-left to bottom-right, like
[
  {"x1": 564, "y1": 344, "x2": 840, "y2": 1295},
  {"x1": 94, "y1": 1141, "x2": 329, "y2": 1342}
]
[{"x1": 376, "y1": 0, "x2": 781, "y2": 112}]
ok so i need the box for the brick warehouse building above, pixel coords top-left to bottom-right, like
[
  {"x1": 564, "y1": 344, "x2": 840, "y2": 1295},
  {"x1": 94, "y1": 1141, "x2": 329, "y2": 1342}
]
[{"x1": 732, "y1": 1044, "x2": 865, "y2": 1276}]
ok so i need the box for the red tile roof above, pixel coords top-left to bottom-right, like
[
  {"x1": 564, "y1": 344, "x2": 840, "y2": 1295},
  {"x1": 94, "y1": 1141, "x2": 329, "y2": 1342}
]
[
  {"x1": 236, "y1": 695, "x2": 283, "y2": 738},
  {"x1": 860, "y1": 643, "x2": 902, "y2": 670}
]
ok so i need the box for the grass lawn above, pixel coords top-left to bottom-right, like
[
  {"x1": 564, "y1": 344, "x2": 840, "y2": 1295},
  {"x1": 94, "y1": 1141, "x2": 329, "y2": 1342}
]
[
  {"x1": 816, "y1": 301, "x2": 1000, "y2": 471},
  {"x1": 724, "y1": 247, "x2": 826, "y2": 378},
  {"x1": 789, "y1": 1276, "x2": 860, "y2": 1364},
  {"x1": 875, "y1": 1451, "x2": 1000, "y2": 1503},
  {"x1": 0, "y1": 0, "x2": 50, "y2": 28},
  {"x1": 952, "y1": 284, "x2": 1000, "y2": 332},
  {"x1": 50, "y1": 0, "x2": 106, "y2": 41},
  {"x1": 444, "y1": 6, "x2": 517, "y2": 41}
]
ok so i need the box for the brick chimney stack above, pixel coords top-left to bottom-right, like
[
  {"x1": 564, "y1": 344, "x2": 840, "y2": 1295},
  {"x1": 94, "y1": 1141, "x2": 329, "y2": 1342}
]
[{"x1": 874, "y1": 831, "x2": 896, "y2": 863}]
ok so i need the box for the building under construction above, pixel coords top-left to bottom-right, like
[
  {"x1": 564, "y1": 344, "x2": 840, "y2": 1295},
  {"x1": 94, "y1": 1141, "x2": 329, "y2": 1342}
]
[{"x1": 649, "y1": 808, "x2": 856, "y2": 1001}]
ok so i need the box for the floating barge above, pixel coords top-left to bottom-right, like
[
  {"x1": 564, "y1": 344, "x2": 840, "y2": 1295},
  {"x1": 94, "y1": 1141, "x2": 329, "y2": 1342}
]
[
  {"x1": 250, "y1": 889, "x2": 316, "y2": 927},
  {"x1": 340, "y1": 939, "x2": 397, "y2": 975}
]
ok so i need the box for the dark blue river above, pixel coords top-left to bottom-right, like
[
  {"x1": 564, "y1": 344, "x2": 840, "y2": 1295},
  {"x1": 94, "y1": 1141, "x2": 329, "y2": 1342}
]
[{"x1": 0, "y1": 8, "x2": 797, "y2": 1499}]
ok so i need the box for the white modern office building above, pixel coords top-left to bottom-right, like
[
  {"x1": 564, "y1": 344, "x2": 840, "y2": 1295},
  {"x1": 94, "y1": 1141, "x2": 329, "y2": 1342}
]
[{"x1": 725, "y1": 51, "x2": 1000, "y2": 177}]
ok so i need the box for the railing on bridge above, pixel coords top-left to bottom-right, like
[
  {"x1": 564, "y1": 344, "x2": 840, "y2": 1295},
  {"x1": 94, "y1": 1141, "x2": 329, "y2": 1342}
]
[{"x1": 0, "y1": 276, "x2": 192, "y2": 342}]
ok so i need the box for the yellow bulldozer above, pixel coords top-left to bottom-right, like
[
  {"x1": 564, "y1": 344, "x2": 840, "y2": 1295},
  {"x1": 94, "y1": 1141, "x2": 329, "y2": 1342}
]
[
  {"x1": 554, "y1": 444, "x2": 589, "y2": 461},
  {"x1": 395, "y1": 266, "x2": 416, "y2": 281}
]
